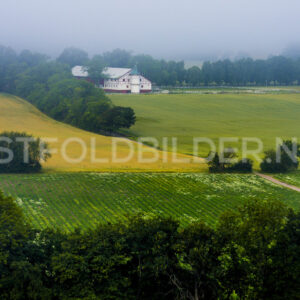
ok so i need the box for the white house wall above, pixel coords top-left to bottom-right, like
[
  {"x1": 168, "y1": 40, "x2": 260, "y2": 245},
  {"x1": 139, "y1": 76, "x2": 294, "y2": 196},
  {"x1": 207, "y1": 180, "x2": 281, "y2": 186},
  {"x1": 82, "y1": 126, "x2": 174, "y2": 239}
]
[
  {"x1": 72, "y1": 66, "x2": 152, "y2": 93},
  {"x1": 103, "y1": 74, "x2": 152, "y2": 93}
]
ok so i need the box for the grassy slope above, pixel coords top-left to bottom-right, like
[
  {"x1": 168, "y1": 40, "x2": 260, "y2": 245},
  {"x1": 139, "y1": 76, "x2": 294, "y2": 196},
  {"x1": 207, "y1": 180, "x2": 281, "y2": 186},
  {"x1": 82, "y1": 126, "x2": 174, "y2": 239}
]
[
  {"x1": 274, "y1": 171, "x2": 300, "y2": 188},
  {"x1": 111, "y1": 93, "x2": 300, "y2": 160},
  {"x1": 0, "y1": 94, "x2": 204, "y2": 172},
  {"x1": 1, "y1": 173, "x2": 299, "y2": 231}
]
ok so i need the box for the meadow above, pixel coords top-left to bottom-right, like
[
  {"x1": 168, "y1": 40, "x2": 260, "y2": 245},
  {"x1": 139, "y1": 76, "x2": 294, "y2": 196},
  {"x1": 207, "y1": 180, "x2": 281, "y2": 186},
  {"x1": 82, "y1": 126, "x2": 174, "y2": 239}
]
[
  {"x1": 111, "y1": 93, "x2": 300, "y2": 161},
  {"x1": 275, "y1": 171, "x2": 300, "y2": 187},
  {"x1": 0, "y1": 93, "x2": 203, "y2": 172},
  {"x1": 2, "y1": 92, "x2": 300, "y2": 171},
  {"x1": 0, "y1": 172, "x2": 299, "y2": 232}
]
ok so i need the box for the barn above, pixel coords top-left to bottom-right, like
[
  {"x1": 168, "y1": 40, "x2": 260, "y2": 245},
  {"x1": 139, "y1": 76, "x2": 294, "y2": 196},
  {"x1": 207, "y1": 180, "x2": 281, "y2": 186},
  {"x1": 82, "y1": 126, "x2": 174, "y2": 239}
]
[{"x1": 72, "y1": 65, "x2": 152, "y2": 94}]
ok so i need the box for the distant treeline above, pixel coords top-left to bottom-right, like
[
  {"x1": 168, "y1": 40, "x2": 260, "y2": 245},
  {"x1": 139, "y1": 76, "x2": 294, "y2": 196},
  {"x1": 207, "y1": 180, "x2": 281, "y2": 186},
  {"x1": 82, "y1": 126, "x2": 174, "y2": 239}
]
[
  {"x1": 2, "y1": 45, "x2": 300, "y2": 95},
  {"x1": 57, "y1": 47, "x2": 300, "y2": 86},
  {"x1": 0, "y1": 45, "x2": 135, "y2": 134},
  {"x1": 1, "y1": 191, "x2": 299, "y2": 299}
]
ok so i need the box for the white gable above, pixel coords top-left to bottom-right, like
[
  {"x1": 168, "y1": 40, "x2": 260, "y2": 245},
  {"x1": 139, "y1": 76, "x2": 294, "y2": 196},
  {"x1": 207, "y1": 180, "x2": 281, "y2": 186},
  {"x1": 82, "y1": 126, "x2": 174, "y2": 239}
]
[
  {"x1": 72, "y1": 66, "x2": 132, "y2": 79},
  {"x1": 71, "y1": 65, "x2": 152, "y2": 93},
  {"x1": 71, "y1": 66, "x2": 88, "y2": 77},
  {"x1": 102, "y1": 67, "x2": 131, "y2": 79}
]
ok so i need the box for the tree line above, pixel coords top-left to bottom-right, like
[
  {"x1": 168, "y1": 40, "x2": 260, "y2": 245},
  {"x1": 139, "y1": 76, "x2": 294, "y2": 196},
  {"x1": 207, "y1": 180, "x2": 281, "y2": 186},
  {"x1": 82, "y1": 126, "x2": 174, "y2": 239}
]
[
  {"x1": 57, "y1": 47, "x2": 300, "y2": 87},
  {"x1": 0, "y1": 46, "x2": 135, "y2": 135},
  {"x1": 2, "y1": 45, "x2": 300, "y2": 95},
  {"x1": 0, "y1": 191, "x2": 299, "y2": 299}
]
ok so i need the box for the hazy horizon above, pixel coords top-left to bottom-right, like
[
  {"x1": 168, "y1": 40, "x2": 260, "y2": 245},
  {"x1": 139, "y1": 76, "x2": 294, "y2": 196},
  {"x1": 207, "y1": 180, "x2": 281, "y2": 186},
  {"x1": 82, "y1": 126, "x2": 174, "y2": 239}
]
[{"x1": 1, "y1": 0, "x2": 300, "y2": 61}]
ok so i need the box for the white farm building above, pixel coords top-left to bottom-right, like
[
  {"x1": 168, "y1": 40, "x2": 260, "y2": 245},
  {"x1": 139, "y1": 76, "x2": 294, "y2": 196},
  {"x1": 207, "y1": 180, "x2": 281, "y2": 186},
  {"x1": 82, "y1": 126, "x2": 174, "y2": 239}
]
[{"x1": 72, "y1": 66, "x2": 152, "y2": 94}]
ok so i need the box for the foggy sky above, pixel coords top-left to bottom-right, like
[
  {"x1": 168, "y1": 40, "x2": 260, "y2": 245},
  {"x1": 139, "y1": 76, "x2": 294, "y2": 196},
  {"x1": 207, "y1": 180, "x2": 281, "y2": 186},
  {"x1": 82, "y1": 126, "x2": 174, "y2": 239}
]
[{"x1": 1, "y1": 0, "x2": 300, "y2": 60}]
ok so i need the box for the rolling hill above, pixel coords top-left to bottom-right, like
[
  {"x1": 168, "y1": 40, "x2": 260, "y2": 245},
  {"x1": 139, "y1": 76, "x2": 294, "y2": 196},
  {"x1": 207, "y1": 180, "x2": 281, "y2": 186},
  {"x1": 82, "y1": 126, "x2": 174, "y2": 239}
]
[{"x1": 0, "y1": 94, "x2": 204, "y2": 172}]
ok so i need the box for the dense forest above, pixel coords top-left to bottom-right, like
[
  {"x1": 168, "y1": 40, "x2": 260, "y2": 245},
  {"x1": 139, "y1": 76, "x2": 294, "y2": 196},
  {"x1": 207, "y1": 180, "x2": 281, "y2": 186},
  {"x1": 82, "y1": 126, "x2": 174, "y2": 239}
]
[{"x1": 0, "y1": 191, "x2": 299, "y2": 299}]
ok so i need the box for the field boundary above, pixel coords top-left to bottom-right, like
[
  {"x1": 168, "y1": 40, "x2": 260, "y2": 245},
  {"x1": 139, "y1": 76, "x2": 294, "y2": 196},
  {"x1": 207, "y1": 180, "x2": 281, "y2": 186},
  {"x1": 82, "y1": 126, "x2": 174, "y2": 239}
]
[{"x1": 255, "y1": 172, "x2": 300, "y2": 192}]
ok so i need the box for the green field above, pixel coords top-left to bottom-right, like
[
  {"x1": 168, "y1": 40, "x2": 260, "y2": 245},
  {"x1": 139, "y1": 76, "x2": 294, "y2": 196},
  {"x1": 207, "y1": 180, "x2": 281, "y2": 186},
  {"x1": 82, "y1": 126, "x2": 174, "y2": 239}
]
[
  {"x1": 111, "y1": 93, "x2": 300, "y2": 161},
  {"x1": 1, "y1": 93, "x2": 300, "y2": 232},
  {"x1": 1, "y1": 173, "x2": 299, "y2": 232},
  {"x1": 274, "y1": 171, "x2": 300, "y2": 188},
  {"x1": 0, "y1": 93, "x2": 203, "y2": 172}
]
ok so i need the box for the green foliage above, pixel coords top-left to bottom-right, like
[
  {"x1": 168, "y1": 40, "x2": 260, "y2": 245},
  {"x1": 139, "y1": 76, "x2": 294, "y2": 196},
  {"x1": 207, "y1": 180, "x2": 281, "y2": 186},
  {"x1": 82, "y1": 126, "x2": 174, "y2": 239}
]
[
  {"x1": 263, "y1": 210, "x2": 300, "y2": 299},
  {"x1": 84, "y1": 49, "x2": 300, "y2": 86},
  {"x1": 0, "y1": 131, "x2": 51, "y2": 173},
  {"x1": 230, "y1": 159, "x2": 253, "y2": 172},
  {"x1": 2, "y1": 45, "x2": 300, "y2": 92},
  {"x1": 208, "y1": 151, "x2": 253, "y2": 173},
  {"x1": 217, "y1": 199, "x2": 290, "y2": 298},
  {"x1": 56, "y1": 47, "x2": 89, "y2": 67},
  {"x1": 101, "y1": 106, "x2": 136, "y2": 131},
  {"x1": 0, "y1": 192, "x2": 51, "y2": 299},
  {"x1": 86, "y1": 54, "x2": 107, "y2": 83},
  {"x1": 16, "y1": 64, "x2": 136, "y2": 133},
  {"x1": 261, "y1": 140, "x2": 299, "y2": 173},
  {"x1": 0, "y1": 45, "x2": 136, "y2": 134},
  {"x1": 0, "y1": 192, "x2": 299, "y2": 299},
  {"x1": 103, "y1": 49, "x2": 132, "y2": 67},
  {"x1": 173, "y1": 222, "x2": 221, "y2": 299},
  {"x1": 124, "y1": 214, "x2": 179, "y2": 299}
]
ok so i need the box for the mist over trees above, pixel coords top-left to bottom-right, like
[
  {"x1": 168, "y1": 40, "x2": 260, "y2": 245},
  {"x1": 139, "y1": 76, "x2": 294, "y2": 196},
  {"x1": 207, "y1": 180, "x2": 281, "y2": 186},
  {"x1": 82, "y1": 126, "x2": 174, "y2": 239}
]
[
  {"x1": 1, "y1": 45, "x2": 300, "y2": 92},
  {"x1": 66, "y1": 47, "x2": 300, "y2": 87},
  {"x1": 57, "y1": 47, "x2": 89, "y2": 67},
  {"x1": 133, "y1": 54, "x2": 300, "y2": 87},
  {"x1": 282, "y1": 44, "x2": 300, "y2": 60}
]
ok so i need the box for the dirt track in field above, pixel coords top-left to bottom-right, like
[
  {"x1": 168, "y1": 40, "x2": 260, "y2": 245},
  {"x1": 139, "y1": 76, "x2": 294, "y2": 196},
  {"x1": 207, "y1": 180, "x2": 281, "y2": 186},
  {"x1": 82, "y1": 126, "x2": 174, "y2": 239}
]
[{"x1": 255, "y1": 172, "x2": 300, "y2": 193}]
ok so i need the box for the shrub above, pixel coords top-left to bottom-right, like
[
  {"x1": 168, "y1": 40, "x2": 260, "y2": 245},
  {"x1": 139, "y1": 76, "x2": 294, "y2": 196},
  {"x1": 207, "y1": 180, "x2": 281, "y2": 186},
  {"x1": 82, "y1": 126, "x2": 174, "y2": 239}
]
[
  {"x1": 260, "y1": 140, "x2": 299, "y2": 173},
  {"x1": 230, "y1": 158, "x2": 253, "y2": 172},
  {"x1": 0, "y1": 131, "x2": 51, "y2": 173},
  {"x1": 208, "y1": 151, "x2": 253, "y2": 173}
]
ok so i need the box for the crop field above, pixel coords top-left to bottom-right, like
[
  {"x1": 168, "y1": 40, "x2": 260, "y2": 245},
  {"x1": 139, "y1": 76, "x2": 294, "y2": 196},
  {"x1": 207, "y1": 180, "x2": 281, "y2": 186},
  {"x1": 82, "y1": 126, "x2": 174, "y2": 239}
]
[
  {"x1": 0, "y1": 173, "x2": 299, "y2": 232},
  {"x1": 111, "y1": 93, "x2": 300, "y2": 161},
  {"x1": 274, "y1": 171, "x2": 300, "y2": 188},
  {"x1": 0, "y1": 93, "x2": 202, "y2": 172}
]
